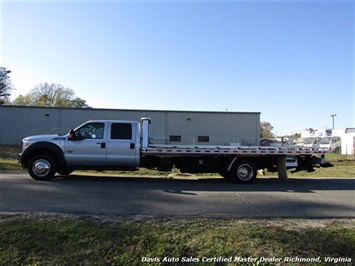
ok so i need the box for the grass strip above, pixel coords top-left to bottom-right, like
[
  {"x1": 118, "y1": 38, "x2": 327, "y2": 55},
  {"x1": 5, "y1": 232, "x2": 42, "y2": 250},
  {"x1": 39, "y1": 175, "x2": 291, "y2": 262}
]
[{"x1": 0, "y1": 214, "x2": 354, "y2": 265}]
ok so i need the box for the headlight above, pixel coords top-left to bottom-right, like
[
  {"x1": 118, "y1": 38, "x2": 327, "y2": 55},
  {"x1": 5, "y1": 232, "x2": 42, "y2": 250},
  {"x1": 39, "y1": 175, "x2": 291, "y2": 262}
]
[
  {"x1": 24, "y1": 142, "x2": 31, "y2": 148},
  {"x1": 22, "y1": 140, "x2": 32, "y2": 151}
]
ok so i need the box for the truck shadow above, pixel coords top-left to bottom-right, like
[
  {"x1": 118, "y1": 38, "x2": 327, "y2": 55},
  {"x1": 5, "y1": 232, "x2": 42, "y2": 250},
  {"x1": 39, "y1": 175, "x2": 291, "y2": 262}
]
[{"x1": 52, "y1": 174, "x2": 355, "y2": 194}]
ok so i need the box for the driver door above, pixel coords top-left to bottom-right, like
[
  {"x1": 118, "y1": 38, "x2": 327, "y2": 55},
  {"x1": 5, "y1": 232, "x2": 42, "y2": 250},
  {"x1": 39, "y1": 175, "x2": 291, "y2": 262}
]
[{"x1": 64, "y1": 122, "x2": 107, "y2": 166}]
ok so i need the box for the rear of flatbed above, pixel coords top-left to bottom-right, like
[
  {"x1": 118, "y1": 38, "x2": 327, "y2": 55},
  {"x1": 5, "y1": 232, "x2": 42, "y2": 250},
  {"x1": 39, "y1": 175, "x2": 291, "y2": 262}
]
[{"x1": 139, "y1": 142, "x2": 330, "y2": 184}]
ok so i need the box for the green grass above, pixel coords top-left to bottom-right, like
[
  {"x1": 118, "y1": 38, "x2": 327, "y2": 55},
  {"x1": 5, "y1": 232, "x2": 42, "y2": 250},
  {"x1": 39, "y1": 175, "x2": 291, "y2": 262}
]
[
  {"x1": 0, "y1": 145, "x2": 21, "y2": 159},
  {"x1": 0, "y1": 146, "x2": 24, "y2": 172},
  {"x1": 263, "y1": 153, "x2": 355, "y2": 178},
  {"x1": 0, "y1": 214, "x2": 354, "y2": 266},
  {"x1": 0, "y1": 158, "x2": 24, "y2": 172}
]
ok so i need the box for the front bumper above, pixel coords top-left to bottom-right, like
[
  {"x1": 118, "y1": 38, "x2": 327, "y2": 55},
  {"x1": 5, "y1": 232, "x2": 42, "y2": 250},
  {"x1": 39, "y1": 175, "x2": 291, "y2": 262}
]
[{"x1": 18, "y1": 153, "x2": 25, "y2": 168}]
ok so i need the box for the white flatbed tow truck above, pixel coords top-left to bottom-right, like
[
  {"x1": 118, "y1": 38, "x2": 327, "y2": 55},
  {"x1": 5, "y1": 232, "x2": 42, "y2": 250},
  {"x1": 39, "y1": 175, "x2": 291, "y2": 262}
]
[{"x1": 19, "y1": 118, "x2": 332, "y2": 184}]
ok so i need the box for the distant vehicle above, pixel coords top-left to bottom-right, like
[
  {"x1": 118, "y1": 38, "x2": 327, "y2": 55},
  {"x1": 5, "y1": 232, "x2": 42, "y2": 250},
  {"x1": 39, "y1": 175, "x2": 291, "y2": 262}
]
[
  {"x1": 319, "y1": 136, "x2": 341, "y2": 153},
  {"x1": 298, "y1": 137, "x2": 321, "y2": 147},
  {"x1": 260, "y1": 139, "x2": 280, "y2": 146}
]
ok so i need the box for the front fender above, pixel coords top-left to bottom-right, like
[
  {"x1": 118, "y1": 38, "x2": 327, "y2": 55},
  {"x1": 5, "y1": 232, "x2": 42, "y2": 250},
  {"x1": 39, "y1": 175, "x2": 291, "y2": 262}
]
[{"x1": 20, "y1": 142, "x2": 66, "y2": 170}]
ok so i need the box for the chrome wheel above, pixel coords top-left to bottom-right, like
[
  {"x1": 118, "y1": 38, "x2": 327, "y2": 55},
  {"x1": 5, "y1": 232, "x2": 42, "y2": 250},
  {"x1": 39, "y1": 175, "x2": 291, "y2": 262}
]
[
  {"x1": 28, "y1": 155, "x2": 57, "y2": 180},
  {"x1": 230, "y1": 160, "x2": 257, "y2": 184},
  {"x1": 32, "y1": 159, "x2": 51, "y2": 177},
  {"x1": 237, "y1": 164, "x2": 254, "y2": 182}
]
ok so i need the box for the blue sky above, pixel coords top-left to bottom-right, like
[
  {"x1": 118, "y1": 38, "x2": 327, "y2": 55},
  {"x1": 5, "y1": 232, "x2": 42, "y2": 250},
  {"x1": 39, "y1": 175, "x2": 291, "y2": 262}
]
[{"x1": 1, "y1": 0, "x2": 354, "y2": 136}]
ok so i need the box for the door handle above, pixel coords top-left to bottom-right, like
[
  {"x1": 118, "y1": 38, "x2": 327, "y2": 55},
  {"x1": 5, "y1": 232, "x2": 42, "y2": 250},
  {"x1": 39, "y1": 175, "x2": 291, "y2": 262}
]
[
  {"x1": 130, "y1": 143, "x2": 135, "y2": 149},
  {"x1": 96, "y1": 142, "x2": 106, "y2": 149}
]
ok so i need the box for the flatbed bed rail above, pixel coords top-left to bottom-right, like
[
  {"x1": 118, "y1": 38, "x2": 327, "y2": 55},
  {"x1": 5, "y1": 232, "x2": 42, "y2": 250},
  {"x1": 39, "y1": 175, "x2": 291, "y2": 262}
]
[{"x1": 142, "y1": 145, "x2": 328, "y2": 156}]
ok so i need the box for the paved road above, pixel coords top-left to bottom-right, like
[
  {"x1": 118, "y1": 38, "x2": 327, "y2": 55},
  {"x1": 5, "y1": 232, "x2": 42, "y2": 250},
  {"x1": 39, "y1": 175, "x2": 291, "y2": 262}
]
[{"x1": 0, "y1": 173, "x2": 354, "y2": 218}]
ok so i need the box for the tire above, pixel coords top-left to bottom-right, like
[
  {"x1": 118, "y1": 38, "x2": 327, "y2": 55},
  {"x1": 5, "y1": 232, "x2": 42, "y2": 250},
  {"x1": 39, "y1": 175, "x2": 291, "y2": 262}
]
[
  {"x1": 28, "y1": 155, "x2": 57, "y2": 180},
  {"x1": 229, "y1": 160, "x2": 257, "y2": 184}
]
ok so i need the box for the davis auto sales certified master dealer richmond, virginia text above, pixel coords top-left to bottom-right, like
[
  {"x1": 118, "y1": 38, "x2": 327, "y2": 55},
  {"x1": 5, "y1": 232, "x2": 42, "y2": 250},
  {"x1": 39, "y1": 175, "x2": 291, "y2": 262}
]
[{"x1": 141, "y1": 256, "x2": 352, "y2": 263}]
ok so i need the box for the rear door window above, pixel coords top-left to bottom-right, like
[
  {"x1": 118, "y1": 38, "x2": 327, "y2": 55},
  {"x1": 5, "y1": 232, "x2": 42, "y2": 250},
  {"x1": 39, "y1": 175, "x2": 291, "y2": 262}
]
[{"x1": 111, "y1": 123, "x2": 132, "y2": 140}]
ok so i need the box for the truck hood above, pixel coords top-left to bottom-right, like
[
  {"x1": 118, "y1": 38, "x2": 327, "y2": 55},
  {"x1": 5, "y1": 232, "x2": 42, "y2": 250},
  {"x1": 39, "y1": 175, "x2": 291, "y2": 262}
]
[{"x1": 23, "y1": 134, "x2": 67, "y2": 142}]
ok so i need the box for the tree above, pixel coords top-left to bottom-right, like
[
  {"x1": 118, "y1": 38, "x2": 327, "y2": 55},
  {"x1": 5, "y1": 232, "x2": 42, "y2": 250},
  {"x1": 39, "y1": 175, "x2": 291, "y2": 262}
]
[
  {"x1": 0, "y1": 67, "x2": 14, "y2": 104},
  {"x1": 13, "y1": 83, "x2": 91, "y2": 108},
  {"x1": 260, "y1": 121, "x2": 274, "y2": 138}
]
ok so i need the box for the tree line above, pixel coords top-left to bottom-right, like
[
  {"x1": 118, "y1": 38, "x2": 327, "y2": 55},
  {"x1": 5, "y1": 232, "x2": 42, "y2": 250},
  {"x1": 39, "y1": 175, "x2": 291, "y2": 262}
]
[{"x1": 0, "y1": 67, "x2": 90, "y2": 108}]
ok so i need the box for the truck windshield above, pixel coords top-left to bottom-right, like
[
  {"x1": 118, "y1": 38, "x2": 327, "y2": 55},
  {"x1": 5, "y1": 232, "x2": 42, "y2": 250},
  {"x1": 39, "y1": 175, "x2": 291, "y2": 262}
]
[
  {"x1": 320, "y1": 137, "x2": 331, "y2": 144},
  {"x1": 303, "y1": 138, "x2": 315, "y2": 144}
]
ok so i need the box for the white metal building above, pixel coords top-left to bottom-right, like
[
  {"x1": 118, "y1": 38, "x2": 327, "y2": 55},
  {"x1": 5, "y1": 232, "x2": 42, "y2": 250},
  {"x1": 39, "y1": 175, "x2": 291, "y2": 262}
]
[
  {"x1": 300, "y1": 128, "x2": 355, "y2": 155},
  {"x1": 331, "y1": 128, "x2": 355, "y2": 155},
  {"x1": 0, "y1": 105, "x2": 260, "y2": 146}
]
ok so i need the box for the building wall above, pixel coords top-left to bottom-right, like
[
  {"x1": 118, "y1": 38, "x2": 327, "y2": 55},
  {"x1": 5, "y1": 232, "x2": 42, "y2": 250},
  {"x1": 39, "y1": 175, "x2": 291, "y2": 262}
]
[
  {"x1": 332, "y1": 128, "x2": 355, "y2": 155},
  {"x1": 0, "y1": 106, "x2": 260, "y2": 146}
]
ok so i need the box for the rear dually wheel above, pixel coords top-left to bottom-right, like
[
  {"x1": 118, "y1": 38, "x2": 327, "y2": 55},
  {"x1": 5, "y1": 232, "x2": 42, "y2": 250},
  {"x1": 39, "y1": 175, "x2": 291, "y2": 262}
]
[{"x1": 229, "y1": 160, "x2": 257, "y2": 184}]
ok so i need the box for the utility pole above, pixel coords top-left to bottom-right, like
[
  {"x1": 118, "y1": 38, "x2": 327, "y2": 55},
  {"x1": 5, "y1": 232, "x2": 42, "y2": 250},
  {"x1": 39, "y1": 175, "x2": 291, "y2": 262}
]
[{"x1": 330, "y1": 114, "x2": 337, "y2": 129}]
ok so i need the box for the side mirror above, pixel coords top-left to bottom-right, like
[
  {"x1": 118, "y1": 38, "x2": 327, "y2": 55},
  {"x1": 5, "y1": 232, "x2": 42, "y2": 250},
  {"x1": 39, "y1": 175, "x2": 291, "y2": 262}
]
[
  {"x1": 68, "y1": 129, "x2": 84, "y2": 141},
  {"x1": 68, "y1": 129, "x2": 75, "y2": 141}
]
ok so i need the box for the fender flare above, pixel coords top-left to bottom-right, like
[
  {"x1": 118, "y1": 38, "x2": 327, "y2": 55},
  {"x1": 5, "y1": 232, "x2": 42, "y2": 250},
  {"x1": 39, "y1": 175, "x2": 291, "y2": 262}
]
[{"x1": 21, "y1": 142, "x2": 66, "y2": 170}]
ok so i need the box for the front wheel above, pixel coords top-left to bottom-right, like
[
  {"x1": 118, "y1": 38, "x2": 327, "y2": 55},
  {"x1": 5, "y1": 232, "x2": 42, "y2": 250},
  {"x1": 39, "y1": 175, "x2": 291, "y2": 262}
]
[
  {"x1": 229, "y1": 160, "x2": 257, "y2": 184},
  {"x1": 28, "y1": 155, "x2": 57, "y2": 180}
]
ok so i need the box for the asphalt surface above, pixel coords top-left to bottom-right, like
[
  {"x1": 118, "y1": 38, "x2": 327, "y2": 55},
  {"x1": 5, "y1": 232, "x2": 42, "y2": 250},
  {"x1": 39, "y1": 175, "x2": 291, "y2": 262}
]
[{"x1": 0, "y1": 173, "x2": 354, "y2": 218}]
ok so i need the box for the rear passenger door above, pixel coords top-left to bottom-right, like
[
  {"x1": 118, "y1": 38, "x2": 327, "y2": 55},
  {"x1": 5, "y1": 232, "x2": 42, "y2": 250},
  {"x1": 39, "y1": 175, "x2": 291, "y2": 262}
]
[{"x1": 106, "y1": 122, "x2": 139, "y2": 167}]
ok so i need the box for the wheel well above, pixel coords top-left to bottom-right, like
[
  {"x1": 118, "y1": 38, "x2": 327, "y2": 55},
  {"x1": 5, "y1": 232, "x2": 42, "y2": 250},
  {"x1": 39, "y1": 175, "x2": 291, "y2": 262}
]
[
  {"x1": 235, "y1": 157, "x2": 273, "y2": 170},
  {"x1": 21, "y1": 143, "x2": 65, "y2": 170},
  {"x1": 22, "y1": 148, "x2": 57, "y2": 166},
  {"x1": 224, "y1": 157, "x2": 274, "y2": 171}
]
